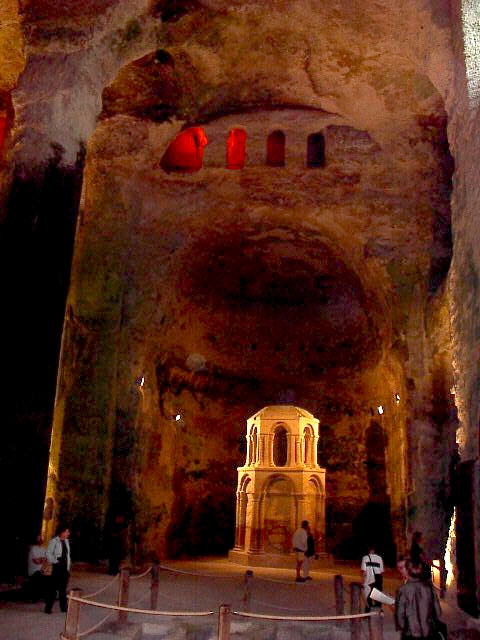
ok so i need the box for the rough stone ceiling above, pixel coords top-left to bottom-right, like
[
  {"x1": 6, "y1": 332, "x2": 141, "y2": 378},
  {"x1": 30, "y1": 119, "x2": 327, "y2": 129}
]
[
  {"x1": 1, "y1": 0, "x2": 453, "y2": 167},
  {"x1": 97, "y1": 0, "x2": 453, "y2": 138},
  {"x1": 167, "y1": 231, "x2": 386, "y2": 382},
  {"x1": 4, "y1": 0, "x2": 454, "y2": 401}
]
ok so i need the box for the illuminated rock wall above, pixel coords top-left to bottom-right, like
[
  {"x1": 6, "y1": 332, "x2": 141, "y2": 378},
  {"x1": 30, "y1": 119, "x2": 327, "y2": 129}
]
[
  {"x1": 0, "y1": 0, "x2": 463, "y2": 582},
  {"x1": 44, "y1": 98, "x2": 455, "y2": 564},
  {"x1": 447, "y1": 0, "x2": 480, "y2": 616}
]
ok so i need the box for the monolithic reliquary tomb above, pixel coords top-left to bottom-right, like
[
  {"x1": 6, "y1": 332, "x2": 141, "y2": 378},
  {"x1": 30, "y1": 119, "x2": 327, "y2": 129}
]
[{"x1": 229, "y1": 405, "x2": 326, "y2": 567}]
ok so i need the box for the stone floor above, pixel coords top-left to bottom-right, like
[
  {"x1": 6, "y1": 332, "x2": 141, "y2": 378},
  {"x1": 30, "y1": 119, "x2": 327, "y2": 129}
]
[{"x1": 0, "y1": 557, "x2": 478, "y2": 639}]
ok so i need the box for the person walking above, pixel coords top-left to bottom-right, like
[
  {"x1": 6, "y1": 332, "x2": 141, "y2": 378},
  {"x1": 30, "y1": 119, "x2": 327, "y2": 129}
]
[
  {"x1": 361, "y1": 542, "x2": 384, "y2": 611},
  {"x1": 44, "y1": 524, "x2": 71, "y2": 614},
  {"x1": 292, "y1": 520, "x2": 309, "y2": 582}
]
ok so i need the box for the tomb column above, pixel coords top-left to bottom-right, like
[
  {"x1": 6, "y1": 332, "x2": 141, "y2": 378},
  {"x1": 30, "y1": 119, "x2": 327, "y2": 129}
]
[
  {"x1": 248, "y1": 497, "x2": 263, "y2": 553},
  {"x1": 313, "y1": 434, "x2": 319, "y2": 466},
  {"x1": 234, "y1": 490, "x2": 248, "y2": 550},
  {"x1": 258, "y1": 434, "x2": 265, "y2": 465},
  {"x1": 265, "y1": 433, "x2": 273, "y2": 466},
  {"x1": 289, "y1": 433, "x2": 296, "y2": 465}
]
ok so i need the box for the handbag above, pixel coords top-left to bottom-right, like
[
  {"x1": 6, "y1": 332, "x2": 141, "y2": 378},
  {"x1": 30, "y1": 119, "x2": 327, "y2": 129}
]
[{"x1": 41, "y1": 561, "x2": 53, "y2": 576}]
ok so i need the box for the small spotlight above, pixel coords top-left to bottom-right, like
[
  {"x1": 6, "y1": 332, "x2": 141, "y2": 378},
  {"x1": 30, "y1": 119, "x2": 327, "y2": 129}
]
[
  {"x1": 395, "y1": 393, "x2": 400, "y2": 404},
  {"x1": 175, "y1": 414, "x2": 181, "y2": 422},
  {"x1": 377, "y1": 405, "x2": 384, "y2": 415},
  {"x1": 135, "y1": 376, "x2": 145, "y2": 387}
]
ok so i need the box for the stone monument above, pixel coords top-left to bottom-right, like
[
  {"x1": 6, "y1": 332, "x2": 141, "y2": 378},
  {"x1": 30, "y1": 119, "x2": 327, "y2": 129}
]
[{"x1": 229, "y1": 405, "x2": 326, "y2": 567}]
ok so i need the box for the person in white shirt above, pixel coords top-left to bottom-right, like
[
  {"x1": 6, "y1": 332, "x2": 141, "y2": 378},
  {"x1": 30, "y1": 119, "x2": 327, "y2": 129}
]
[
  {"x1": 361, "y1": 543, "x2": 384, "y2": 611},
  {"x1": 25, "y1": 535, "x2": 47, "y2": 602},
  {"x1": 292, "y1": 520, "x2": 309, "y2": 582}
]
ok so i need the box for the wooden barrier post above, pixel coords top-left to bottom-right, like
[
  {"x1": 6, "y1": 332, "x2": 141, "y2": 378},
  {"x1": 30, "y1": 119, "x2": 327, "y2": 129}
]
[
  {"x1": 368, "y1": 610, "x2": 383, "y2": 640},
  {"x1": 350, "y1": 582, "x2": 362, "y2": 640},
  {"x1": 242, "y1": 570, "x2": 253, "y2": 611},
  {"x1": 218, "y1": 604, "x2": 231, "y2": 640},
  {"x1": 334, "y1": 574, "x2": 344, "y2": 615},
  {"x1": 118, "y1": 566, "x2": 130, "y2": 624},
  {"x1": 150, "y1": 559, "x2": 160, "y2": 610},
  {"x1": 61, "y1": 588, "x2": 83, "y2": 640}
]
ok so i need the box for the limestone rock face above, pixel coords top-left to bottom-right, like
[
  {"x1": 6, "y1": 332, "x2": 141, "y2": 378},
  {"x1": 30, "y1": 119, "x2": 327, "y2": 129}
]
[{"x1": 0, "y1": 0, "x2": 464, "y2": 569}]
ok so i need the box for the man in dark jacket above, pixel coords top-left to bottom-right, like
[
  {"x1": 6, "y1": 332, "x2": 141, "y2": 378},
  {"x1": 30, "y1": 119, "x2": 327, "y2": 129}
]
[{"x1": 395, "y1": 560, "x2": 443, "y2": 639}]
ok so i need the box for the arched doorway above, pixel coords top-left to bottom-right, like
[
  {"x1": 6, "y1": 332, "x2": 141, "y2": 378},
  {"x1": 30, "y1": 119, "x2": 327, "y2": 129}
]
[{"x1": 263, "y1": 475, "x2": 295, "y2": 553}]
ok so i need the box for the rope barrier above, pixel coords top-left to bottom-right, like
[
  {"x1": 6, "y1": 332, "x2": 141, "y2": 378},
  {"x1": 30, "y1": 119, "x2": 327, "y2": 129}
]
[
  {"x1": 150, "y1": 587, "x2": 197, "y2": 605},
  {"x1": 158, "y1": 563, "x2": 237, "y2": 579},
  {"x1": 250, "y1": 597, "x2": 334, "y2": 612},
  {"x1": 242, "y1": 572, "x2": 334, "y2": 586},
  {"x1": 159, "y1": 564, "x2": 331, "y2": 586},
  {"x1": 129, "y1": 589, "x2": 152, "y2": 607},
  {"x1": 82, "y1": 574, "x2": 119, "y2": 599},
  {"x1": 251, "y1": 574, "x2": 314, "y2": 585},
  {"x1": 68, "y1": 594, "x2": 214, "y2": 616},
  {"x1": 77, "y1": 612, "x2": 114, "y2": 638},
  {"x1": 130, "y1": 565, "x2": 152, "y2": 580},
  {"x1": 233, "y1": 610, "x2": 380, "y2": 622}
]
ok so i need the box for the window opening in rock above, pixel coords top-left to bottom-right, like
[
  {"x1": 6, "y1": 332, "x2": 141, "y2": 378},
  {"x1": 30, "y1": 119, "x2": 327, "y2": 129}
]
[
  {"x1": 160, "y1": 126, "x2": 208, "y2": 173},
  {"x1": 273, "y1": 426, "x2": 288, "y2": 467},
  {"x1": 226, "y1": 127, "x2": 247, "y2": 169},
  {"x1": 307, "y1": 132, "x2": 325, "y2": 168},
  {"x1": 266, "y1": 130, "x2": 285, "y2": 166}
]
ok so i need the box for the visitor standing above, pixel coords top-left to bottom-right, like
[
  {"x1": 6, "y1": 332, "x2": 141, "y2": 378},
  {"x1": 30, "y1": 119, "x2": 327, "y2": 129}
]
[
  {"x1": 44, "y1": 524, "x2": 71, "y2": 614},
  {"x1": 25, "y1": 534, "x2": 47, "y2": 602},
  {"x1": 395, "y1": 559, "x2": 444, "y2": 639},
  {"x1": 410, "y1": 531, "x2": 433, "y2": 582},
  {"x1": 292, "y1": 520, "x2": 309, "y2": 582},
  {"x1": 302, "y1": 524, "x2": 316, "y2": 580},
  {"x1": 361, "y1": 543, "x2": 384, "y2": 611}
]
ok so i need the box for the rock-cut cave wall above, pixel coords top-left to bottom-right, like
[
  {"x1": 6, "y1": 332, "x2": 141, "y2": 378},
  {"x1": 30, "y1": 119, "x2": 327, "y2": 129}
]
[
  {"x1": 45, "y1": 96, "x2": 456, "y2": 565},
  {"x1": 0, "y1": 0, "x2": 467, "y2": 591}
]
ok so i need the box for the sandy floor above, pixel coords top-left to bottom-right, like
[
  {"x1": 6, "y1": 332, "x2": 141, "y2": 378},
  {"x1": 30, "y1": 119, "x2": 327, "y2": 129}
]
[{"x1": 0, "y1": 558, "x2": 475, "y2": 639}]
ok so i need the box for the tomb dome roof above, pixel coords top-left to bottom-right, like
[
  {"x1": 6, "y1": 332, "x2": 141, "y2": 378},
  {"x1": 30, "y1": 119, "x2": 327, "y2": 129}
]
[{"x1": 250, "y1": 405, "x2": 316, "y2": 421}]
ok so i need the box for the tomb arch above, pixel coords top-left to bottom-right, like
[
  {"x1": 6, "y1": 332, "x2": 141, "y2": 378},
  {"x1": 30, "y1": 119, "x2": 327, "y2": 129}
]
[
  {"x1": 261, "y1": 474, "x2": 296, "y2": 554},
  {"x1": 273, "y1": 423, "x2": 289, "y2": 466}
]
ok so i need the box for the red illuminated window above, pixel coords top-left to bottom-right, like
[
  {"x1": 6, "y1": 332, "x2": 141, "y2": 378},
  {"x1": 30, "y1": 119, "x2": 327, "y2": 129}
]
[
  {"x1": 160, "y1": 126, "x2": 208, "y2": 173},
  {"x1": 266, "y1": 130, "x2": 285, "y2": 167},
  {"x1": 226, "y1": 127, "x2": 247, "y2": 170},
  {"x1": 307, "y1": 132, "x2": 325, "y2": 168}
]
